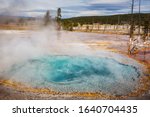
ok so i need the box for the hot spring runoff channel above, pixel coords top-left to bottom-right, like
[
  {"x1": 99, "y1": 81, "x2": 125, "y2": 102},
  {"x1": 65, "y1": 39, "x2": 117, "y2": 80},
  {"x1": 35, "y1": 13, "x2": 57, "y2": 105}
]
[{"x1": 6, "y1": 55, "x2": 142, "y2": 95}]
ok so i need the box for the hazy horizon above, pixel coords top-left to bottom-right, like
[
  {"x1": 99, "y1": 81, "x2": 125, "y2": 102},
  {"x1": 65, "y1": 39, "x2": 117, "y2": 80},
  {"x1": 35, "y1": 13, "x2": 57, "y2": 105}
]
[{"x1": 0, "y1": 0, "x2": 150, "y2": 18}]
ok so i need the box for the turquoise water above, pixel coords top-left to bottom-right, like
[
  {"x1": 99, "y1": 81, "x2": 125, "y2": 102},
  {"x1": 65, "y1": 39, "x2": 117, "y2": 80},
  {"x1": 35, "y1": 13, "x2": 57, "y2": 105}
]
[{"x1": 7, "y1": 55, "x2": 141, "y2": 95}]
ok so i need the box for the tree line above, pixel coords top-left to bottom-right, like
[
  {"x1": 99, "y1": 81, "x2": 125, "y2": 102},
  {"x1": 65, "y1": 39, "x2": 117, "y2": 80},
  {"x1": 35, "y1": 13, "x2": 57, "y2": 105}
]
[{"x1": 61, "y1": 13, "x2": 150, "y2": 30}]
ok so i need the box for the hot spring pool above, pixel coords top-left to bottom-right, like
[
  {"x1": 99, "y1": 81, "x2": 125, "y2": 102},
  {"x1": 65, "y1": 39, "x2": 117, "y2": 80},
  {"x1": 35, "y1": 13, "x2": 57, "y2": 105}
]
[{"x1": 6, "y1": 55, "x2": 142, "y2": 95}]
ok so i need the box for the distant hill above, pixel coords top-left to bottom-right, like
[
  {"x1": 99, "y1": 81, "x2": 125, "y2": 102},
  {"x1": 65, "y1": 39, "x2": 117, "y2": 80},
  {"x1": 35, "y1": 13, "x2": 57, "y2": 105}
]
[
  {"x1": 62, "y1": 13, "x2": 150, "y2": 27},
  {"x1": 1, "y1": 13, "x2": 149, "y2": 31},
  {"x1": 0, "y1": 15, "x2": 36, "y2": 24}
]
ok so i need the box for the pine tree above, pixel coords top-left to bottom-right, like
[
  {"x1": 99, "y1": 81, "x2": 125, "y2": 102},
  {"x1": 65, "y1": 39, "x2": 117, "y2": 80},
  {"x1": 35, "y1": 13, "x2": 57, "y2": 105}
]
[
  {"x1": 44, "y1": 10, "x2": 51, "y2": 26},
  {"x1": 57, "y1": 8, "x2": 62, "y2": 20},
  {"x1": 56, "y1": 8, "x2": 62, "y2": 30}
]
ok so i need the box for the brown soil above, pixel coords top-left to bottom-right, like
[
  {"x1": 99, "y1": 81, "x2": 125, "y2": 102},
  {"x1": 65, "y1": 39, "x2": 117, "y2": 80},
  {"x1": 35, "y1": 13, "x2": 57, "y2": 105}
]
[{"x1": 0, "y1": 31, "x2": 150, "y2": 100}]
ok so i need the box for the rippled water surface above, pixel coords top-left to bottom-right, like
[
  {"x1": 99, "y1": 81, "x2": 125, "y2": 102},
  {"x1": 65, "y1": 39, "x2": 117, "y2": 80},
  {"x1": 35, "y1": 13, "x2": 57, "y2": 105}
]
[{"x1": 6, "y1": 55, "x2": 141, "y2": 95}]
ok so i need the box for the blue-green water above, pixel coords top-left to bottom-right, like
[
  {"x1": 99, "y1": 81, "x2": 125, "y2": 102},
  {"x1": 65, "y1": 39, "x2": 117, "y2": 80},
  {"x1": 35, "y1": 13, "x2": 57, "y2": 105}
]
[{"x1": 6, "y1": 55, "x2": 141, "y2": 95}]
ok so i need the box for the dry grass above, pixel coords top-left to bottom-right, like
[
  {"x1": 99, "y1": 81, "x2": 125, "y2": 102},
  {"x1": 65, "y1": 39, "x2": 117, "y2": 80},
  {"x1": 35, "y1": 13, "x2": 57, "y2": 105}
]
[{"x1": 0, "y1": 24, "x2": 32, "y2": 30}]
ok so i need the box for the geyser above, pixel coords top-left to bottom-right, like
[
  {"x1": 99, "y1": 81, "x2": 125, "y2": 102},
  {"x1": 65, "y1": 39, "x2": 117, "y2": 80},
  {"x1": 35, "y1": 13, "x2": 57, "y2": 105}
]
[
  {"x1": 0, "y1": 30, "x2": 145, "y2": 96},
  {"x1": 5, "y1": 55, "x2": 141, "y2": 95}
]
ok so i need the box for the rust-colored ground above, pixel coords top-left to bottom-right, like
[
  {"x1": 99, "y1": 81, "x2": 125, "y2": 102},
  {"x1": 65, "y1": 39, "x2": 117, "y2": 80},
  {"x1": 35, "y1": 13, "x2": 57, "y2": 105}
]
[{"x1": 0, "y1": 31, "x2": 150, "y2": 100}]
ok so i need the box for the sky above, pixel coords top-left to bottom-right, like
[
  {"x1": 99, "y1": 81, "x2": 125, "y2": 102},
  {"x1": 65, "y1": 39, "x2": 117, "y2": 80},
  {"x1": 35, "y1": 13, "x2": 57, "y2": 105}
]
[{"x1": 0, "y1": 0, "x2": 150, "y2": 18}]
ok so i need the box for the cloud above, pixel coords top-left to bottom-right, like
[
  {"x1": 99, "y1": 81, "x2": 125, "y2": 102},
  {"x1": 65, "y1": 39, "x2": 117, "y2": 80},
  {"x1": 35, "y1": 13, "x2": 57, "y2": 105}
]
[
  {"x1": 88, "y1": 0, "x2": 129, "y2": 4},
  {"x1": 78, "y1": 10, "x2": 112, "y2": 16},
  {"x1": 0, "y1": 0, "x2": 149, "y2": 18}
]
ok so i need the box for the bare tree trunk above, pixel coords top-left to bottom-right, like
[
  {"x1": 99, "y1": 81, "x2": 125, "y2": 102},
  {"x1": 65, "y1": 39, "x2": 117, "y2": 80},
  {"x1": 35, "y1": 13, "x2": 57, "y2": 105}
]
[
  {"x1": 138, "y1": 0, "x2": 141, "y2": 36},
  {"x1": 128, "y1": 0, "x2": 135, "y2": 54},
  {"x1": 130, "y1": 0, "x2": 135, "y2": 39},
  {"x1": 103, "y1": 18, "x2": 108, "y2": 33},
  {"x1": 98, "y1": 23, "x2": 100, "y2": 31}
]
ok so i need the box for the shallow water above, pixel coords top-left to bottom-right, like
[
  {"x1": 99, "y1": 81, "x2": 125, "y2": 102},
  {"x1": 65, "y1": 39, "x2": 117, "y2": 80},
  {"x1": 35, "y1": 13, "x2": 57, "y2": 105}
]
[{"x1": 5, "y1": 55, "x2": 141, "y2": 95}]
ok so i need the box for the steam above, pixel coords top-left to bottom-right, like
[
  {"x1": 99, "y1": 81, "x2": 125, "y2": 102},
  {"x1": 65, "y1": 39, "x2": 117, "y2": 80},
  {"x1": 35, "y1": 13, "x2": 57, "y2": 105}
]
[
  {"x1": 0, "y1": 25, "x2": 144, "y2": 74},
  {"x1": 0, "y1": 1, "x2": 146, "y2": 97},
  {"x1": 0, "y1": 0, "x2": 28, "y2": 16},
  {"x1": 0, "y1": 25, "x2": 93, "y2": 74},
  {"x1": 0, "y1": 21, "x2": 145, "y2": 96}
]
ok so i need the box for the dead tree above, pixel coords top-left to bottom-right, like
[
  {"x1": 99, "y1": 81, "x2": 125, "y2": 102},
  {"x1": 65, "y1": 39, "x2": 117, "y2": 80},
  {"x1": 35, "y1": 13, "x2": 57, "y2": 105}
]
[
  {"x1": 130, "y1": 0, "x2": 135, "y2": 39},
  {"x1": 143, "y1": 20, "x2": 149, "y2": 41},
  {"x1": 128, "y1": 0, "x2": 135, "y2": 54},
  {"x1": 138, "y1": 0, "x2": 141, "y2": 36}
]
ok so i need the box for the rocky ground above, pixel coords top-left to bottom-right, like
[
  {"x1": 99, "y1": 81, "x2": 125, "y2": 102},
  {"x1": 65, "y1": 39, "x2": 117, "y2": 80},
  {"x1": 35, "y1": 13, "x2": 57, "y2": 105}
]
[{"x1": 0, "y1": 30, "x2": 150, "y2": 100}]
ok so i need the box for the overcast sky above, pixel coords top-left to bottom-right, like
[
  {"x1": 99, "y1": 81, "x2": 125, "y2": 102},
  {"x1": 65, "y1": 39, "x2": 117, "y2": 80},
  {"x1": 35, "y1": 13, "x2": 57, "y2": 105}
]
[{"x1": 0, "y1": 0, "x2": 150, "y2": 18}]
